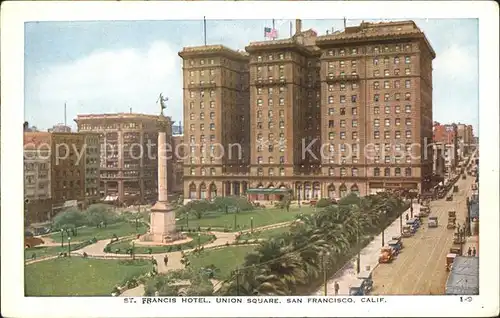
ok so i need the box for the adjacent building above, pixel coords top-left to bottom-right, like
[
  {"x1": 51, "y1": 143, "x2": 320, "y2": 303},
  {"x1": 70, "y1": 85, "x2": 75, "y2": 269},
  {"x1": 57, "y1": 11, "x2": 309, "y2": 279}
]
[
  {"x1": 48, "y1": 123, "x2": 72, "y2": 133},
  {"x1": 180, "y1": 20, "x2": 436, "y2": 200},
  {"x1": 178, "y1": 45, "x2": 250, "y2": 200},
  {"x1": 171, "y1": 134, "x2": 185, "y2": 194},
  {"x1": 433, "y1": 122, "x2": 459, "y2": 176},
  {"x1": 83, "y1": 133, "x2": 101, "y2": 205},
  {"x1": 24, "y1": 132, "x2": 52, "y2": 223},
  {"x1": 75, "y1": 113, "x2": 173, "y2": 205}
]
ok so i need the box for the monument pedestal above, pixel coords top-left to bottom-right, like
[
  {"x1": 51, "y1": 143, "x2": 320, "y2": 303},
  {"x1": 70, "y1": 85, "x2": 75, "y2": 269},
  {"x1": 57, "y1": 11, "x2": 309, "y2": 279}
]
[{"x1": 148, "y1": 201, "x2": 179, "y2": 243}]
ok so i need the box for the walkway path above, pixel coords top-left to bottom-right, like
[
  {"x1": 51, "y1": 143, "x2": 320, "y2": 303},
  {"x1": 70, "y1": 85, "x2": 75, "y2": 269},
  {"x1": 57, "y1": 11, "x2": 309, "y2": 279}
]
[{"x1": 313, "y1": 203, "x2": 418, "y2": 296}]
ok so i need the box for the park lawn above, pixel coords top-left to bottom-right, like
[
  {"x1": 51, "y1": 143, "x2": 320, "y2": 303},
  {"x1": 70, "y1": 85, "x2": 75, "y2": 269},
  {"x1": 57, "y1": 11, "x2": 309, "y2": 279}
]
[
  {"x1": 25, "y1": 258, "x2": 152, "y2": 296},
  {"x1": 47, "y1": 222, "x2": 148, "y2": 243},
  {"x1": 25, "y1": 241, "x2": 92, "y2": 260},
  {"x1": 237, "y1": 226, "x2": 291, "y2": 241},
  {"x1": 176, "y1": 207, "x2": 315, "y2": 231},
  {"x1": 188, "y1": 246, "x2": 256, "y2": 279},
  {"x1": 106, "y1": 233, "x2": 216, "y2": 254}
]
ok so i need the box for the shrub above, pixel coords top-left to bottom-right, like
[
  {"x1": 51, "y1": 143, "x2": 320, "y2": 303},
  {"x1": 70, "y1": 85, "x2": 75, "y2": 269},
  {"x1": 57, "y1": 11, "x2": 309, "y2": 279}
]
[
  {"x1": 206, "y1": 227, "x2": 211, "y2": 231},
  {"x1": 316, "y1": 198, "x2": 333, "y2": 208},
  {"x1": 176, "y1": 245, "x2": 182, "y2": 251},
  {"x1": 104, "y1": 245, "x2": 111, "y2": 253}
]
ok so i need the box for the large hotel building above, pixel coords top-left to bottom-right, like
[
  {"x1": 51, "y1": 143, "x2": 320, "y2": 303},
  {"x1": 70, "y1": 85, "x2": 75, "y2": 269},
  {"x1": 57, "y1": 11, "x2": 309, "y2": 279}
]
[{"x1": 180, "y1": 20, "x2": 435, "y2": 201}]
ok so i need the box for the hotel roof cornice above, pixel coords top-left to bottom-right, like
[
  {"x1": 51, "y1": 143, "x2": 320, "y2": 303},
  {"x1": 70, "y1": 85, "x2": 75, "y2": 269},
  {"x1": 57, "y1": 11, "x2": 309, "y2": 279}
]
[
  {"x1": 316, "y1": 21, "x2": 436, "y2": 59},
  {"x1": 75, "y1": 113, "x2": 172, "y2": 122},
  {"x1": 178, "y1": 44, "x2": 249, "y2": 61}
]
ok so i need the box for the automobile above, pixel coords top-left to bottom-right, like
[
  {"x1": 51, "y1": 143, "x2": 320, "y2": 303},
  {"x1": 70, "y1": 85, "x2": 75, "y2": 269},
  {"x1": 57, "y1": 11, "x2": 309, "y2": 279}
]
[
  {"x1": 420, "y1": 206, "x2": 430, "y2": 216},
  {"x1": 428, "y1": 216, "x2": 438, "y2": 228},
  {"x1": 402, "y1": 225, "x2": 413, "y2": 237},
  {"x1": 357, "y1": 270, "x2": 374, "y2": 292},
  {"x1": 453, "y1": 185, "x2": 459, "y2": 193},
  {"x1": 349, "y1": 279, "x2": 366, "y2": 296},
  {"x1": 445, "y1": 253, "x2": 457, "y2": 271},
  {"x1": 391, "y1": 235, "x2": 403, "y2": 248},
  {"x1": 378, "y1": 246, "x2": 394, "y2": 263},
  {"x1": 446, "y1": 194, "x2": 453, "y2": 201},
  {"x1": 388, "y1": 240, "x2": 402, "y2": 255}
]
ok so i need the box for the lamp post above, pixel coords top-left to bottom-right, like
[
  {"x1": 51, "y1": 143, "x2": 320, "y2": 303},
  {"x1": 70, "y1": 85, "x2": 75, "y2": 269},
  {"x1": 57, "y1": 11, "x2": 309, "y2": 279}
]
[
  {"x1": 186, "y1": 211, "x2": 189, "y2": 229},
  {"x1": 381, "y1": 210, "x2": 386, "y2": 247},
  {"x1": 233, "y1": 208, "x2": 238, "y2": 230},
  {"x1": 298, "y1": 186, "x2": 302, "y2": 208},
  {"x1": 132, "y1": 241, "x2": 135, "y2": 260},
  {"x1": 356, "y1": 224, "x2": 361, "y2": 274},
  {"x1": 197, "y1": 233, "x2": 201, "y2": 249},
  {"x1": 321, "y1": 251, "x2": 329, "y2": 296},
  {"x1": 60, "y1": 229, "x2": 64, "y2": 248},
  {"x1": 67, "y1": 237, "x2": 71, "y2": 257},
  {"x1": 250, "y1": 217, "x2": 254, "y2": 233}
]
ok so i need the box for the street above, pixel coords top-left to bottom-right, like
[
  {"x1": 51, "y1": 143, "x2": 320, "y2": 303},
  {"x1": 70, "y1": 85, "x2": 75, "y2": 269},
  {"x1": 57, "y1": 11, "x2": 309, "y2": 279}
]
[{"x1": 371, "y1": 175, "x2": 475, "y2": 295}]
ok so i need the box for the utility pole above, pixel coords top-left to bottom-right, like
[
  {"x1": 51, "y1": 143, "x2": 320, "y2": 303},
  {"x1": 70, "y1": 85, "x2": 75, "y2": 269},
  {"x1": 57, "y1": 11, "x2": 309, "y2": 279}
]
[{"x1": 235, "y1": 267, "x2": 240, "y2": 296}]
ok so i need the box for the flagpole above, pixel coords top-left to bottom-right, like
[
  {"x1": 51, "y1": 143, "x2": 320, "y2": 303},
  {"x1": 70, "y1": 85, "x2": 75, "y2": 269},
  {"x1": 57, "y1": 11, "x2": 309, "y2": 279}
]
[
  {"x1": 290, "y1": 21, "x2": 292, "y2": 37},
  {"x1": 204, "y1": 16, "x2": 207, "y2": 46},
  {"x1": 344, "y1": 17, "x2": 347, "y2": 29},
  {"x1": 272, "y1": 19, "x2": 276, "y2": 40}
]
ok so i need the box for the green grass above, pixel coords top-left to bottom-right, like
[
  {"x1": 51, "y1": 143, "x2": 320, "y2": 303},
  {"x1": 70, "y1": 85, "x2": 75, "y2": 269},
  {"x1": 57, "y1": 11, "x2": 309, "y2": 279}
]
[
  {"x1": 106, "y1": 233, "x2": 216, "y2": 254},
  {"x1": 25, "y1": 241, "x2": 93, "y2": 260},
  {"x1": 176, "y1": 207, "x2": 315, "y2": 231},
  {"x1": 188, "y1": 246, "x2": 256, "y2": 279},
  {"x1": 25, "y1": 258, "x2": 152, "y2": 296},
  {"x1": 237, "y1": 226, "x2": 291, "y2": 241},
  {"x1": 47, "y1": 222, "x2": 148, "y2": 243}
]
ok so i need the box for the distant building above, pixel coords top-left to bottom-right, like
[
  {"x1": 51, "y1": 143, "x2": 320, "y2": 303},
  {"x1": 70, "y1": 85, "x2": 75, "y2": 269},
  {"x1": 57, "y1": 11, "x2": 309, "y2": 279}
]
[
  {"x1": 48, "y1": 123, "x2": 72, "y2": 133},
  {"x1": 171, "y1": 135, "x2": 184, "y2": 194},
  {"x1": 83, "y1": 133, "x2": 101, "y2": 206},
  {"x1": 433, "y1": 122, "x2": 458, "y2": 175}
]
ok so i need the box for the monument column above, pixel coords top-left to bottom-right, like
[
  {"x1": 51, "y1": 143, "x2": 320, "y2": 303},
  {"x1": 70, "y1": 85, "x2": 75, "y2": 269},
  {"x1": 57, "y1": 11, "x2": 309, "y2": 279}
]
[{"x1": 149, "y1": 114, "x2": 177, "y2": 242}]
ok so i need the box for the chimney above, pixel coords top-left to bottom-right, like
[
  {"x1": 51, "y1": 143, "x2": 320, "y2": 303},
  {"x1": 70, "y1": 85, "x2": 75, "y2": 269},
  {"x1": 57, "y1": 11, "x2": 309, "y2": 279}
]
[{"x1": 295, "y1": 19, "x2": 302, "y2": 35}]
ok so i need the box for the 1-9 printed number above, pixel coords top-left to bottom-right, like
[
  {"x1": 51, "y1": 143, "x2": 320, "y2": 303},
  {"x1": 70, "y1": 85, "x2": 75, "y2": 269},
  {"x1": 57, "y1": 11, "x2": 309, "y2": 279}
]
[{"x1": 460, "y1": 296, "x2": 473, "y2": 303}]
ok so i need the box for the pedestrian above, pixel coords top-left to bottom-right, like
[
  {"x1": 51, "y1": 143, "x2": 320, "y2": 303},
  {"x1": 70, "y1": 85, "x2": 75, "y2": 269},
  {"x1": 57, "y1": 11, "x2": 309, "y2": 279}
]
[
  {"x1": 467, "y1": 247, "x2": 472, "y2": 256},
  {"x1": 405, "y1": 214, "x2": 409, "y2": 221},
  {"x1": 334, "y1": 281, "x2": 340, "y2": 296},
  {"x1": 472, "y1": 247, "x2": 476, "y2": 257},
  {"x1": 164, "y1": 255, "x2": 169, "y2": 266}
]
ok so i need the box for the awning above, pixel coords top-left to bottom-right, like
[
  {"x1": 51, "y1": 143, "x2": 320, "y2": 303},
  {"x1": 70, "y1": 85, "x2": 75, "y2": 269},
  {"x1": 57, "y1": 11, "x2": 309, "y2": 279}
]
[{"x1": 104, "y1": 196, "x2": 119, "y2": 202}]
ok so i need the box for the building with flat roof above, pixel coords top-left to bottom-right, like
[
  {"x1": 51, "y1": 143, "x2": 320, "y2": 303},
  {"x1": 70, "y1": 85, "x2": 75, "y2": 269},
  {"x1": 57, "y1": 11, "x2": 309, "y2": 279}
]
[
  {"x1": 179, "y1": 20, "x2": 435, "y2": 201},
  {"x1": 75, "y1": 113, "x2": 173, "y2": 205}
]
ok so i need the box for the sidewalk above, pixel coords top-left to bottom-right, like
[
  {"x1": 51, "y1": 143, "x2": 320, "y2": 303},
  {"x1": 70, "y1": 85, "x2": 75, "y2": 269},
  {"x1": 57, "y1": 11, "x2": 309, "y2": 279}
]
[{"x1": 314, "y1": 203, "x2": 419, "y2": 296}]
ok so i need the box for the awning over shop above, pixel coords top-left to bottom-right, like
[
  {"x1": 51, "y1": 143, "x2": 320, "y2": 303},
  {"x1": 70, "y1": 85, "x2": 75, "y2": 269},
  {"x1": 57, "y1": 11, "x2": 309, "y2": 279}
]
[{"x1": 104, "y1": 196, "x2": 119, "y2": 202}]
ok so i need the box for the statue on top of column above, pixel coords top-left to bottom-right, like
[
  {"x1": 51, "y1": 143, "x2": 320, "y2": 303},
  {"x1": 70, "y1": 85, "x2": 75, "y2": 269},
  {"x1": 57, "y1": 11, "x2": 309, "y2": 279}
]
[{"x1": 157, "y1": 93, "x2": 168, "y2": 115}]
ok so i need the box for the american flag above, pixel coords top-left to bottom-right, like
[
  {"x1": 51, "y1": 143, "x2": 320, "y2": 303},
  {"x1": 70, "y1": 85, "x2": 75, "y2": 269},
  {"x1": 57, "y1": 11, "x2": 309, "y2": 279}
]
[{"x1": 264, "y1": 27, "x2": 278, "y2": 39}]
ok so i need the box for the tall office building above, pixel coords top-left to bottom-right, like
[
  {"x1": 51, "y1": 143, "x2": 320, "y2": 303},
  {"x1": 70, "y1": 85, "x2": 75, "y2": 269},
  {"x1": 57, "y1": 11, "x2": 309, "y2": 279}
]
[
  {"x1": 75, "y1": 113, "x2": 173, "y2": 205},
  {"x1": 179, "y1": 45, "x2": 250, "y2": 200},
  {"x1": 181, "y1": 20, "x2": 435, "y2": 200}
]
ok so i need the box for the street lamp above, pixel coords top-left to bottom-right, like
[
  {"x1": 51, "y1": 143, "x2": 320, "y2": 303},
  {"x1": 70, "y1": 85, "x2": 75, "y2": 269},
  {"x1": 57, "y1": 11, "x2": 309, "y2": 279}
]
[
  {"x1": 381, "y1": 210, "x2": 386, "y2": 247},
  {"x1": 298, "y1": 186, "x2": 302, "y2": 208},
  {"x1": 186, "y1": 211, "x2": 189, "y2": 229},
  {"x1": 233, "y1": 208, "x2": 238, "y2": 230},
  {"x1": 67, "y1": 237, "x2": 71, "y2": 257},
  {"x1": 60, "y1": 229, "x2": 64, "y2": 248},
  {"x1": 321, "y1": 251, "x2": 330, "y2": 296},
  {"x1": 132, "y1": 241, "x2": 135, "y2": 260},
  {"x1": 356, "y1": 223, "x2": 361, "y2": 274},
  {"x1": 250, "y1": 217, "x2": 254, "y2": 233},
  {"x1": 197, "y1": 233, "x2": 201, "y2": 249}
]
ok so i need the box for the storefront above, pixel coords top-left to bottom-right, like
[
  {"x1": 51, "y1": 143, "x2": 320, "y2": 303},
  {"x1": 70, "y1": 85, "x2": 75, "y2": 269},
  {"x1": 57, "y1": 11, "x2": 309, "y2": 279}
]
[{"x1": 246, "y1": 188, "x2": 293, "y2": 202}]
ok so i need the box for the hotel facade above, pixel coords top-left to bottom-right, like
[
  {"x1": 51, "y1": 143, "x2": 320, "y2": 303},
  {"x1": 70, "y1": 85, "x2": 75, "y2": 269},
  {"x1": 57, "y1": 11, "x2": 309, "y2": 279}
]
[{"x1": 179, "y1": 20, "x2": 435, "y2": 202}]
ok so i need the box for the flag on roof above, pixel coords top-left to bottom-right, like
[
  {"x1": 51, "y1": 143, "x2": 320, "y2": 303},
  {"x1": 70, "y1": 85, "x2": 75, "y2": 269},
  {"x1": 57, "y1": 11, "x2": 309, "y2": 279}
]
[{"x1": 264, "y1": 27, "x2": 278, "y2": 39}]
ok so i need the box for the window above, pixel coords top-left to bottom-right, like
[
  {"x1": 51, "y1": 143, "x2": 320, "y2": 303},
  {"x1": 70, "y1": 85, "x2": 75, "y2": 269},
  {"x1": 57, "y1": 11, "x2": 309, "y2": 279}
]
[
  {"x1": 190, "y1": 91, "x2": 195, "y2": 98},
  {"x1": 190, "y1": 124, "x2": 195, "y2": 131},
  {"x1": 351, "y1": 60, "x2": 357, "y2": 67},
  {"x1": 200, "y1": 112, "x2": 205, "y2": 120},
  {"x1": 405, "y1": 80, "x2": 411, "y2": 88},
  {"x1": 384, "y1": 81, "x2": 390, "y2": 89},
  {"x1": 340, "y1": 60, "x2": 345, "y2": 68},
  {"x1": 384, "y1": 168, "x2": 390, "y2": 177},
  {"x1": 395, "y1": 118, "x2": 401, "y2": 126},
  {"x1": 209, "y1": 101, "x2": 215, "y2": 109},
  {"x1": 279, "y1": 86, "x2": 285, "y2": 93},
  {"x1": 373, "y1": 57, "x2": 379, "y2": 65},
  {"x1": 340, "y1": 95, "x2": 346, "y2": 103},
  {"x1": 405, "y1": 105, "x2": 411, "y2": 113},
  {"x1": 395, "y1": 131, "x2": 401, "y2": 139},
  {"x1": 405, "y1": 167, "x2": 412, "y2": 176},
  {"x1": 374, "y1": 119, "x2": 380, "y2": 127},
  {"x1": 268, "y1": 110, "x2": 273, "y2": 118},
  {"x1": 257, "y1": 168, "x2": 264, "y2": 176},
  {"x1": 200, "y1": 101, "x2": 205, "y2": 109},
  {"x1": 405, "y1": 118, "x2": 411, "y2": 126},
  {"x1": 395, "y1": 105, "x2": 401, "y2": 113},
  {"x1": 406, "y1": 155, "x2": 411, "y2": 163},
  {"x1": 374, "y1": 70, "x2": 380, "y2": 77},
  {"x1": 374, "y1": 168, "x2": 380, "y2": 176},
  {"x1": 268, "y1": 65, "x2": 273, "y2": 72},
  {"x1": 340, "y1": 132, "x2": 346, "y2": 139},
  {"x1": 352, "y1": 131, "x2": 358, "y2": 140},
  {"x1": 385, "y1": 106, "x2": 391, "y2": 114},
  {"x1": 374, "y1": 81, "x2": 380, "y2": 90},
  {"x1": 279, "y1": 53, "x2": 284, "y2": 60},
  {"x1": 394, "y1": 57, "x2": 400, "y2": 64},
  {"x1": 328, "y1": 84, "x2": 334, "y2": 92},
  {"x1": 384, "y1": 69, "x2": 390, "y2": 76},
  {"x1": 374, "y1": 94, "x2": 380, "y2": 102},
  {"x1": 394, "y1": 69, "x2": 400, "y2": 76},
  {"x1": 394, "y1": 80, "x2": 400, "y2": 89},
  {"x1": 189, "y1": 102, "x2": 194, "y2": 110},
  {"x1": 384, "y1": 57, "x2": 389, "y2": 64},
  {"x1": 406, "y1": 130, "x2": 412, "y2": 138},
  {"x1": 268, "y1": 54, "x2": 273, "y2": 61},
  {"x1": 210, "y1": 123, "x2": 215, "y2": 131},
  {"x1": 384, "y1": 131, "x2": 390, "y2": 139},
  {"x1": 405, "y1": 68, "x2": 411, "y2": 75},
  {"x1": 340, "y1": 120, "x2": 346, "y2": 128},
  {"x1": 190, "y1": 113, "x2": 195, "y2": 120},
  {"x1": 328, "y1": 120, "x2": 334, "y2": 128},
  {"x1": 268, "y1": 87, "x2": 274, "y2": 95},
  {"x1": 405, "y1": 56, "x2": 411, "y2": 64},
  {"x1": 279, "y1": 110, "x2": 284, "y2": 118},
  {"x1": 190, "y1": 168, "x2": 195, "y2": 175},
  {"x1": 405, "y1": 93, "x2": 411, "y2": 101},
  {"x1": 352, "y1": 48, "x2": 358, "y2": 55},
  {"x1": 352, "y1": 82, "x2": 358, "y2": 89},
  {"x1": 374, "y1": 131, "x2": 380, "y2": 139},
  {"x1": 394, "y1": 93, "x2": 400, "y2": 101},
  {"x1": 279, "y1": 121, "x2": 285, "y2": 129},
  {"x1": 374, "y1": 156, "x2": 380, "y2": 163},
  {"x1": 329, "y1": 168, "x2": 335, "y2": 176},
  {"x1": 340, "y1": 49, "x2": 345, "y2": 56},
  {"x1": 384, "y1": 93, "x2": 390, "y2": 102},
  {"x1": 352, "y1": 168, "x2": 358, "y2": 176},
  {"x1": 279, "y1": 98, "x2": 285, "y2": 106},
  {"x1": 200, "y1": 59, "x2": 205, "y2": 65},
  {"x1": 329, "y1": 132, "x2": 335, "y2": 140},
  {"x1": 340, "y1": 168, "x2": 347, "y2": 176},
  {"x1": 393, "y1": 168, "x2": 401, "y2": 176},
  {"x1": 352, "y1": 119, "x2": 358, "y2": 127},
  {"x1": 210, "y1": 135, "x2": 215, "y2": 142},
  {"x1": 340, "y1": 108, "x2": 346, "y2": 115},
  {"x1": 374, "y1": 106, "x2": 380, "y2": 114},
  {"x1": 257, "y1": 98, "x2": 263, "y2": 107},
  {"x1": 189, "y1": 60, "x2": 194, "y2": 66},
  {"x1": 374, "y1": 46, "x2": 379, "y2": 53},
  {"x1": 384, "y1": 118, "x2": 390, "y2": 127},
  {"x1": 340, "y1": 83, "x2": 346, "y2": 91}
]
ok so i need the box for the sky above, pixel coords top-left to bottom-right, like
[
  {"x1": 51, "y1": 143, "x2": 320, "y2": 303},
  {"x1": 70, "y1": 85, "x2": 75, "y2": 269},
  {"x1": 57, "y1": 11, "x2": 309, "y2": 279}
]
[{"x1": 24, "y1": 18, "x2": 479, "y2": 134}]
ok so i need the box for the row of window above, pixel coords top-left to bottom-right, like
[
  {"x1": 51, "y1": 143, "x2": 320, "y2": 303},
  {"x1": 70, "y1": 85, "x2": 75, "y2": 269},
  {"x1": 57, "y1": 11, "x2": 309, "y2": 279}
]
[
  {"x1": 188, "y1": 89, "x2": 216, "y2": 99},
  {"x1": 256, "y1": 110, "x2": 285, "y2": 119},
  {"x1": 189, "y1": 123, "x2": 216, "y2": 131},
  {"x1": 188, "y1": 59, "x2": 216, "y2": 66},
  {"x1": 256, "y1": 86, "x2": 287, "y2": 95},
  {"x1": 326, "y1": 130, "x2": 413, "y2": 140},
  {"x1": 189, "y1": 112, "x2": 216, "y2": 121},
  {"x1": 327, "y1": 118, "x2": 412, "y2": 129},
  {"x1": 325, "y1": 43, "x2": 413, "y2": 57},
  {"x1": 256, "y1": 121, "x2": 286, "y2": 130},
  {"x1": 188, "y1": 69, "x2": 216, "y2": 77}
]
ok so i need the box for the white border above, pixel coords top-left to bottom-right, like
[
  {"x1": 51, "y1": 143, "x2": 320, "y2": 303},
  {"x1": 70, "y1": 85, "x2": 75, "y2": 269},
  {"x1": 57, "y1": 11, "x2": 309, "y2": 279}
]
[{"x1": 1, "y1": 1, "x2": 498, "y2": 317}]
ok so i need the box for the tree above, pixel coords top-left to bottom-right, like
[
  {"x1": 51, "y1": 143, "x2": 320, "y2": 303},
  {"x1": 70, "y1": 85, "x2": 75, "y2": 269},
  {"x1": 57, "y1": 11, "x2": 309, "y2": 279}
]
[
  {"x1": 86, "y1": 204, "x2": 116, "y2": 228},
  {"x1": 52, "y1": 208, "x2": 86, "y2": 233}
]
